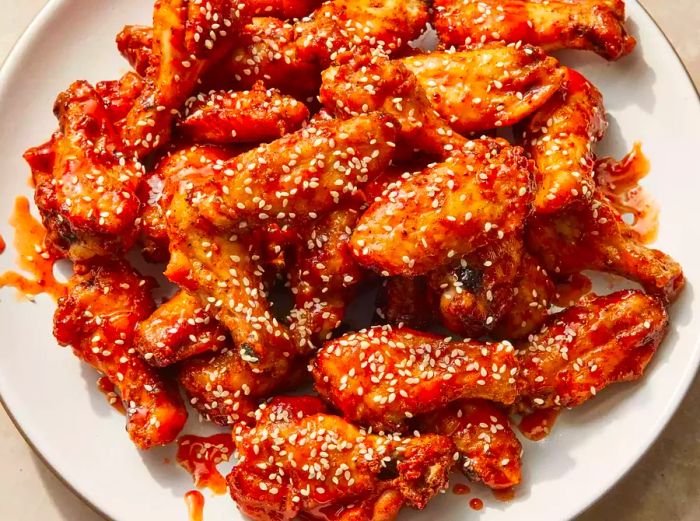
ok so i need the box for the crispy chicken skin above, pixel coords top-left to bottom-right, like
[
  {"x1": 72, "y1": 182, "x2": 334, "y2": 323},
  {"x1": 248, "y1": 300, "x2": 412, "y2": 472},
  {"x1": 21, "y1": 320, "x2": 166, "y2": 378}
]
[
  {"x1": 526, "y1": 197, "x2": 685, "y2": 302},
  {"x1": 28, "y1": 81, "x2": 144, "y2": 261},
  {"x1": 351, "y1": 138, "x2": 532, "y2": 276},
  {"x1": 428, "y1": 233, "x2": 523, "y2": 337},
  {"x1": 54, "y1": 260, "x2": 187, "y2": 449},
  {"x1": 518, "y1": 290, "x2": 668, "y2": 410},
  {"x1": 420, "y1": 399, "x2": 522, "y2": 490},
  {"x1": 288, "y1": 208, "x2": 364, "y2": 350},
  {"x1": 434, "y1": 0, "x2": 636, "y2": 61},
  {"x1": 228, "y1": 396, "x2": 454, "y2": 521},
  {"x1": 122, "y1": 0, "x2": 247, "y2": 157},
  {"x1": 178, "y1": 83, "x2": 310, "y2": 144},
  {"x1": 134, "y1": 290, "x2": 228, "y2": 367},
  {"x1": 313, "y1": 326, "x2": 519, "y2": 431},
  {"x1": 320, "y1": 56, "x2": 467, "y2": 157},
  {"x1": 524, "y1": 68, "x2": 607, "y2": 214},
  {"x1": 402, "y1": 45, "x2": 567, "y2": 134}
]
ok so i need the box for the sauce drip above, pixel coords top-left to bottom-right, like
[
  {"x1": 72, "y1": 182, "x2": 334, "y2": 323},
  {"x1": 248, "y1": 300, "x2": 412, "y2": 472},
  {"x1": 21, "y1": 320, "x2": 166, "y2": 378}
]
[
  {"x1": 0, "y1": 196, "x2": 66, "y2": 300},
  {"x1": 96, "y1": 376, "x2": 125, "y2": 414},
  {"x1": 596, "y1": 143, "x2": 658, "y2": 244},
  {"x1": 519, "y1": 408, "x2": 560, "y2": 441},
  {"x1": 0, "y1": 234, "x2": 5, "y2": 254},
  {"x1": 176, "y1": 433, "x2": 235, "y2": 495},
  {"x1": 184, "y1": 490, "x2": 204, "y2": 521},
  {"x1": 492, "y1": 487, "x2": 516, "y2": 502},
  {"x1": 453, "y1": 483, "x2": 471, "y2": 495},
  {"x1": 469, "y1": 498, "x2": 484, "y2": 511},
  {"x1": 553, "y1": 273, "x2": 592, "y2": 307}
]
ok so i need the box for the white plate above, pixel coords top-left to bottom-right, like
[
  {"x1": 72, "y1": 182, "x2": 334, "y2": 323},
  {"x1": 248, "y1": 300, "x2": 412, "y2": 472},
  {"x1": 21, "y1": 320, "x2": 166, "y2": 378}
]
[{"x1": 0, "y1": 1, "x2": 698, "y2": 520}]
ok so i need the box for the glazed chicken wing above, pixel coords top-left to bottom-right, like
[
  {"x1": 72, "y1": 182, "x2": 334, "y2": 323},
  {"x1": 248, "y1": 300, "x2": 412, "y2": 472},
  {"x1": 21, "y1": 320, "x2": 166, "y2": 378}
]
[
  {"x1": 434, "y1": 0, "x2": 636, "y2": 61},
  {"x1": 313, "y1": 326, "x2": 519, "y2": 431},
  {"x1": 134, "y1": 290, "x2": 228, "y2": 367},
  {"x1": 350, "y1": 138, "x2": 532, "y2": 276},
  {"x1": 245, "y1": 0, "x2": 323, "y2": 19},
  {"x1": 29, "y1": 81, "x2": 144, "y2": 261},
  {"x1": 54, "y1": 260, "x2": 187, "y2": 449},
  {"x1": 518, "y1": 289, "x2": 668, "y2": 410},
  {"x1": 95, "y1": 72, "x2": 145, "y2": 131},
  {"x1": 523, "y1": 68, "x2": 607, "y2": 214},
  {"x1": 420, "y1": 399, "x2": 522, "y2": 490},
  {"x1": 116, "y1": 25, "x2": 157, "y2": 77},
  {"x1": 402, "y1": 45, "x2": 567, "y2": 134},
  {"x1": 375, "y1": 276, "x2": 435, "y2": 329},
  {"x1": 178, "y1": 83, "x2": 309, "y2": 144},
  {"x1": 526, "y1": 197, "x2": 685, "y2": 302},
  {"x1": 228, "y1": 396, "x2": 454, "y2": 521}
]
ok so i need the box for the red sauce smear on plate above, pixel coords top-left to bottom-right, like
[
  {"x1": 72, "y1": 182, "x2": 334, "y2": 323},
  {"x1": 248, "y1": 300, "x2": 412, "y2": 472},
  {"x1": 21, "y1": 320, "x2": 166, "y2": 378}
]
[
  {"x1": 0, "y1": 196, "x2": 66, "y2": 300},
  {"x1": 469, "y1": 498, "x2": 484, "y2": 511},
  {"x1": 184, "y1": 490, "x2": 205, "y2": 521},
  {"x1": 176, "y1": 433, "x2": 235, "y2": 495},
  {"x1": 519, "y1": 408, "x2": 560, "y2": 441},
  {"x1": 552, "y1": 273, "x2": 592, "y2": 307},
  {"x1": 0, "y1": 234, "x2": 6, "y2": 254},
  {"x1": 596, "y1": 143, "x2": 658, "y2": 244},
  {"x1": 492, "y1": 487, "x2": 516, "y2": 502},
  {"x1": 96, "y1": 376, "x2": 125, "y2": 414},
  {"x1": 453, "y1": 483, "x2": 471, "y2": 495}
]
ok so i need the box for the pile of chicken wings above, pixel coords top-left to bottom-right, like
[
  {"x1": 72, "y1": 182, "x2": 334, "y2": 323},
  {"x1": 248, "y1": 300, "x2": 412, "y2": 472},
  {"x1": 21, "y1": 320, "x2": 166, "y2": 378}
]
[{"x1": 24, "y1": 0, "x2": 685, "y2": 519}]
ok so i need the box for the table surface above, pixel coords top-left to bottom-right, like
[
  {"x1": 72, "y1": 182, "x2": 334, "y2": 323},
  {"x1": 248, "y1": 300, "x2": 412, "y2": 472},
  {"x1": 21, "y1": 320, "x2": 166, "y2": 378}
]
[{"x1": 1, "y1": 1, "x2": 698, "y2": 520}]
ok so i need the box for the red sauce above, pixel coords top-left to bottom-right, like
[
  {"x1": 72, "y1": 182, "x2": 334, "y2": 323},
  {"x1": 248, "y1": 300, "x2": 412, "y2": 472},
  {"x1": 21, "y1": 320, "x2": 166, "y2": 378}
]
[
  {"x1": 553, "y1": 273, "x2": 592, "y2": 307},
  {"x1": 492, "y1": 487, "x2": 516, "y2": 502},
  {"x1": 0, "y1": 196, "x2": 66, "y2": 300},
  {"x1": 597, "y1": 143, "x2": 658, "y2": 244},
  {"x1": 96, "y1": 376, "x2": 125, "y2": 414},
  {"x1": 184, "y1": 490, "x2": 204, "y2": 521},
  {"x1": 176, "y1": 433, "x2": 235, "y2": 495},
  {"x1": 469, "y1": 498, "x2": 484, "y2": 511},
  {"x1": 0, "y1": 234, "x2": 5, "y2": 254},
  {"x1": 519, "y1": 408, "x2": 560, "y2": 441},
  {"x1": 453, "y1": 483, "x2": 471, "y2": 495}
]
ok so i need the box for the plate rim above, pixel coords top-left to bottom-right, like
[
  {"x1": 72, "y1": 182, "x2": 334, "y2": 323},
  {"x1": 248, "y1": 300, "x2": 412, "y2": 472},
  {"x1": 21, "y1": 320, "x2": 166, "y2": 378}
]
[{"x1": 0, "y1": 1, "x2": 698, "y2": 521}]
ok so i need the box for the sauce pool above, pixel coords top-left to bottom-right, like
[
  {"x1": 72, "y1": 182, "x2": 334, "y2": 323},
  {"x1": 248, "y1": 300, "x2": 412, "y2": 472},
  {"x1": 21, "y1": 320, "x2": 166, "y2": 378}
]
[
  {"x1": 0, "y1": 196, "x2": 66, "y2": 300},
  {"x1": 184, "y1": 490, "x2": 204, "y2": 521},
  {"x1": 453, "y1": 483, "x2": 471, "y2": 495},
  {"x1": 469, "y1": 498, "x2": 484, "y2": 511},
  {"x1": 176, "y1": 433, "x2": 235, "y2": 495},
  {"x1": 519, "y1": 408, "x2": 560, "y2": 441},
  {"x1": 492, "y1": 487, "x2": 516, "y2": 502}
]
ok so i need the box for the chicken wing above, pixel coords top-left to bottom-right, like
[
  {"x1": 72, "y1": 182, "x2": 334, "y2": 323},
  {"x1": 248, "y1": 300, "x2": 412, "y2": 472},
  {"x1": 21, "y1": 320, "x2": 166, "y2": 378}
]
[
  {"x1": 313, "y1": 326, "x2": 519, "y2": 431},
  {"x1": 518, "y1": 289, "x2": 668, "y2": 410},
  {"x1": 433, "y1": 0, "x2": 636, "y2": 61},
  {"x1": 116, "y1": 25, "x2": 157, "y2": 77},
  {"x1": 95, "y1": 72, "x2": 145, "y2": 131},
  {"x1": 29, "y1": 81, "x2": 144, "y2": 261},
  {"x1": 178, "y1": 83, "x2": 310, "y2": 144},
  {"x1": 134, "y1": 290, "x2": 228, "y2": 367},
  {"x1": 245, "y1": 0, "x2": 323, "y2": 19},
  {"x1": 526, "y1": 197, "x2": 685, "y2": 302},
  {"x1": 287, "y1": 207, "x2": 364, "y2": 350},
  {"x1": 428, "y1": 233, "x2": 523, "y2": 337},
  {"x1": 375, "y1": 276, "x2": 435, "y2": 329},
  {"x1": 121, "y1": 0, "x2": 247, "y2": 157},
  {"x1": 351, "y1": 138, "x2": 532, "y2": 276},
  {"x1": 523, "y1": 68, "x2": 607, "y2": 214},
  {"x1": 320, "y1": 56, "x2": 467, "y2": 157},
  {"x1": 402, "y1": 45, "x2": 566, "y2": 134},
  {"x1": 419, "y1": 399, "x2": 522, "y2": 490},
  {"x1": 53, "y1": 260, "x2": 187, "y2": 449},
  {"x1": 228, "y1": 396, "x2": 454, "y2": 521}
]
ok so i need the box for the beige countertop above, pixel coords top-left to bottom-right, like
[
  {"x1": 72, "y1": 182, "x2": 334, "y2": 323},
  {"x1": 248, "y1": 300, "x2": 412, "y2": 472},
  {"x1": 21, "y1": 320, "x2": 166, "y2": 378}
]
[{"x1": 1, "y1": 1, "x2": 698, "y2": 520}]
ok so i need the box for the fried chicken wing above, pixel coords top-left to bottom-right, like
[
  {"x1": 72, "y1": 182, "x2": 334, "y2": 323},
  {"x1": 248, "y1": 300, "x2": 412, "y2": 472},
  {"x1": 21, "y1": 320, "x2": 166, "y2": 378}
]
[
  {"x1": 228, "y1": 396, "x2": 454, "y2": 521},
  {"x1": 320, "y1": 56, "x2": 467, "y2": 157},
  {"x1": 116, "y1": 25, "x2": 157, "y2": 77},
  {"x1": 428, "y1": 233, "x2": 523, "y2": 337},
  {"x1": 524, "y1": 68, "x2": 607, "y2": 214},
  {"x1": 375, "y1": 276, "x2": 434, "y2": 329},
  {"x1": 134, "y1": 290, "x2": 228, "y2": 367},
  {"x1": 178, "y1": 83, "x2": 309, "y2": 144},
  {"x1": 246, "y1": 0, "x2": 323, "y2": 19},
  {"x1": 95, "y1": 72, "x2": 146, "y2": 130},
  {"x1": 402, "y1": 45, "x2": 566, "y2": 134},
  {"x1": 351, "y1": 138, "x2": 532, "y2": 276},
  {"x1": 420, "y1": 399, "x2": 522, "y2": 490},
  {"x1": 122, "y1": 0, "x2": 247, "y2": 157},
  {"x1": 434, "y1": 0, "x2": 636, "y2": 61},
  {"x1": 288, "y1": 207, "x2": 364, "y2": 350},
  {"x1": 313, "y1": 326, "x2": 519, "y2": 431},
  {"x1": 526, "y1": 197, "x2": 685, "y2": 302},
  {"x1": 29, "y1": 81, "x2": 144, "y2": 261},
  {"x1": 518, "y1": 289, "x2": 668, "y2": 410},
  {"x1": 54, "y1": 260, "x2": 187, "y2": 448}
]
